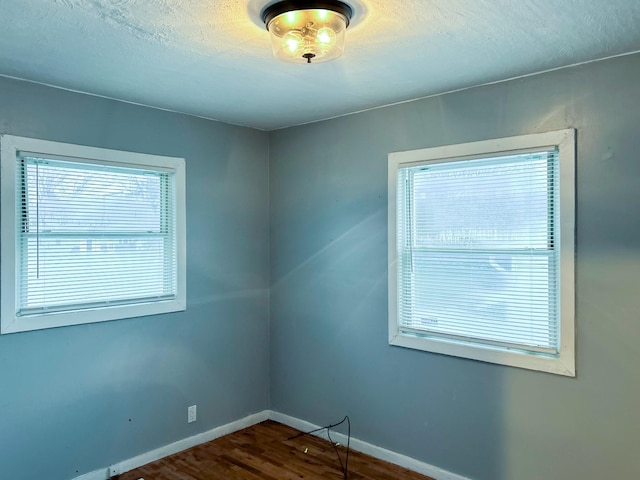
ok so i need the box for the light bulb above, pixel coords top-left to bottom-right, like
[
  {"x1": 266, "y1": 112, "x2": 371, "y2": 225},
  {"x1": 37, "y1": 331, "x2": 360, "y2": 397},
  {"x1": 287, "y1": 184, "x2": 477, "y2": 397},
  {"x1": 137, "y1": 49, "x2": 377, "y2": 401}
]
[
  {"x1": 285, "y1": 11, "x2": 298, "y2": 24},
  {"x1": 317, "y1": 9, "x2": 329, "y2": 20},
  {"x1": 317, "y1": 27, "x2": 336, "y2": 46},
  {"x1": 282, "y1": 31, "x2": 303, "y2": 55}
]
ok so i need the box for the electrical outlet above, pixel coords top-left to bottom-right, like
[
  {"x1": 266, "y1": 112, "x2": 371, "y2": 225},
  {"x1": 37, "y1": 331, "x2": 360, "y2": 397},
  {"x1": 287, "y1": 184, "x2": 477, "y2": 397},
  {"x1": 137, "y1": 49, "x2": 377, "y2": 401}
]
[
  {"x1": 109, "y1": 464, "x2": 121, "y2": 477},
  {"x1": 188, "y1": 405, "x2": 197, "y2": 423}
]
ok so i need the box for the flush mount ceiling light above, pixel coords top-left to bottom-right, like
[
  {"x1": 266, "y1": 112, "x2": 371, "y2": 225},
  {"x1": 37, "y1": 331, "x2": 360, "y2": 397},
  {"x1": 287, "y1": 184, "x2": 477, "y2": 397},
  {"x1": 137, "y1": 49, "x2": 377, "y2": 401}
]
[{"x1": 261, "y1": 0, "x2": 353, "y2": 64}]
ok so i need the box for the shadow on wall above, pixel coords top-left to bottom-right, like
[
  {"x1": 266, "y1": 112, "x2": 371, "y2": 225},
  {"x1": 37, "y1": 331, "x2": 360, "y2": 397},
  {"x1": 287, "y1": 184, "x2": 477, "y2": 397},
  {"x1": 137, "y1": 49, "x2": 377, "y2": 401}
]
[{"x1": 270, "y1": 203, "x2": 507, "y2": 480}]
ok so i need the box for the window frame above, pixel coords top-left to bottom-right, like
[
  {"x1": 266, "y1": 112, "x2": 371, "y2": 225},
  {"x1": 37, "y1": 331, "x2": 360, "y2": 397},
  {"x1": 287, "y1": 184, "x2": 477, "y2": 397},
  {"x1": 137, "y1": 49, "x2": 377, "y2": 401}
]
[
  {"x1": 388, "y1": 129, "x2": 575, "y2": 376},
  {"x1": 1, "y1": 135, "x2": 187, "y2": 334}
]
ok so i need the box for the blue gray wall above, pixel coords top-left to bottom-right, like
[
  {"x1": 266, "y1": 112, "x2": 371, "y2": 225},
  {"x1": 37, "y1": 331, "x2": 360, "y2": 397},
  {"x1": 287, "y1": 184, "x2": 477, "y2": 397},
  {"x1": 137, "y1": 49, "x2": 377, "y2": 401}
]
[
  {"x1": 269, "y1": 53, "x2": 640, "y2": 480},
  {"x1": 2, "y1": 52, "x2": 640, "y2": 480},
  {"x1": 0, "y1": 77, "x2": 270, "y2": 480}
]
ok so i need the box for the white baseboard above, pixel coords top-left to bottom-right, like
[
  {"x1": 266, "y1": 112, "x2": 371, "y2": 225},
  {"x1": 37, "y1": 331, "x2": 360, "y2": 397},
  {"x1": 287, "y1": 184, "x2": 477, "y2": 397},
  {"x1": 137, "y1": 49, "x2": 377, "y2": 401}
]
[
  {"x1": 73, "y1": 410, "x2": 270, "y2": 480},
  {"x1": 73, "y1": 468, "x2": 109, "y2": 480},
  {"x1": 268, "y1": 411, "x2": 472, "y2": 480},
  {"x1": 74, "y1": 409, "x2": 471, "y2": 480}
]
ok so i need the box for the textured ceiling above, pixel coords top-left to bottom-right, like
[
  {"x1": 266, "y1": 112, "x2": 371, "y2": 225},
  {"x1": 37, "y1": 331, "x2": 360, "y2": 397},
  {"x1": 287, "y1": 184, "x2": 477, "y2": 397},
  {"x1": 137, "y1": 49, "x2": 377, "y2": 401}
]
[{"x1": 1, "y1": 0, "x2": 639, "y2": 130}]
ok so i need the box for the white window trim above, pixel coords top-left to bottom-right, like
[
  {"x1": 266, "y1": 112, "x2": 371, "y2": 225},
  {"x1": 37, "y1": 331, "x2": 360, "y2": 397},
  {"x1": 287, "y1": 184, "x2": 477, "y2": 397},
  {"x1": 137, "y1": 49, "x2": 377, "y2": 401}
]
[
  {"x1": 1, "y1": 135, "x2": 187, "y2": 334},
  {"x1": 388, "y1": 129, "x2": 576, "y2": 376}
]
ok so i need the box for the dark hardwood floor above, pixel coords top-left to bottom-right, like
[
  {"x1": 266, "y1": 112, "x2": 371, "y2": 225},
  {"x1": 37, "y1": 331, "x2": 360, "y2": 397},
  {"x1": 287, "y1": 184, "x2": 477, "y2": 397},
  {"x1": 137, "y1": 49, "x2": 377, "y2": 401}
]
[{"x1": 118, "y1": 420, "x2": 434, "y2": 480}]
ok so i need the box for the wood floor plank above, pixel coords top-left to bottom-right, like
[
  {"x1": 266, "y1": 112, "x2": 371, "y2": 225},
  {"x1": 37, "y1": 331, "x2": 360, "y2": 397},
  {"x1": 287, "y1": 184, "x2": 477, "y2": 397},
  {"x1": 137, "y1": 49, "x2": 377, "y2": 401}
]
[{"x1": 117, "y1": 420, "x2": 434, "y2": 480}]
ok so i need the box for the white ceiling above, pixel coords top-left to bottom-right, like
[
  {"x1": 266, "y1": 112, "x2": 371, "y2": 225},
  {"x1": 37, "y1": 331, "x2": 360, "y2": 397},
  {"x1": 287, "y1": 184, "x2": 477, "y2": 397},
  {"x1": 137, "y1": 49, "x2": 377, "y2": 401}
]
[{"x1": 1, "y1": 0, "x2": 639, "y2": 130}]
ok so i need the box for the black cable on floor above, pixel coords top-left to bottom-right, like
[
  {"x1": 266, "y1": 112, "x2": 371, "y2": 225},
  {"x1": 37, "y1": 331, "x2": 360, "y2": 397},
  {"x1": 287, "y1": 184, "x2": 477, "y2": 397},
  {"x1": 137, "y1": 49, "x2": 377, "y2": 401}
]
[{"x1": 287, "y1": 415, "x2": 351, "y2": 480}]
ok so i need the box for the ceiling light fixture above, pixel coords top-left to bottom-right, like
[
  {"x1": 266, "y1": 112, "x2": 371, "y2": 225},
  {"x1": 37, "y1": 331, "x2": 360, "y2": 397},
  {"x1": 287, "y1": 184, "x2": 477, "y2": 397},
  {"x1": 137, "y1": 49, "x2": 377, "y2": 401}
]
[{"x1": 261, "y1": 0, "x2": 353, "y2": 64}]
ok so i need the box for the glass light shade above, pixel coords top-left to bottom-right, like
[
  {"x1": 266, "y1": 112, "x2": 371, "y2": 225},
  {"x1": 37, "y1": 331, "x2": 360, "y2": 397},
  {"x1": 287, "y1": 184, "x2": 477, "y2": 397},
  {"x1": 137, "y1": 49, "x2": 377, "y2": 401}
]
[{"x1": 265, "y1": 8, "x2": 349, "y2": 64}]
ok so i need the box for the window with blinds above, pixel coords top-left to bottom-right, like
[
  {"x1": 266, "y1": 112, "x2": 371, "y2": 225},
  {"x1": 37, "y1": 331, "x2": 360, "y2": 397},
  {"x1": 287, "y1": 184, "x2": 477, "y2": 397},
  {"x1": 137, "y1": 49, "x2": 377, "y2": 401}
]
[
  {"x1": 388, "y1": 130, "x2": 575, "y2": 376},
  {"x1": 1, "y1": 135, "x2": 186, "y2": 334}
]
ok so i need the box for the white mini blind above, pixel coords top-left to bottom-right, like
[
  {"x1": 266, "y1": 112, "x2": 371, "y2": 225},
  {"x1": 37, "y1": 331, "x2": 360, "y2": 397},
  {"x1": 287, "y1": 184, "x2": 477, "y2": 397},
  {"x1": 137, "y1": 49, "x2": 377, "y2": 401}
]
[
  {"x1": 397, "y1": 150, "x2": 560, "y2": 354},
  {"x1": 16, "y1": 154, "x2": 177, "y2": 316}
]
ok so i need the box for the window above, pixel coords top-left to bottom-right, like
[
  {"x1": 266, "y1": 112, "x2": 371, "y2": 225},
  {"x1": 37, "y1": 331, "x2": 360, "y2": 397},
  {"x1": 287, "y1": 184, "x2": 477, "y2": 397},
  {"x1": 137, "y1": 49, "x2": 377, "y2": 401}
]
[
  {"x1": 1, "y1": 135, "x2": 186, "y2": 334},
  {"x1": 388, "y1": 130, "x2": 575, "y2": 376}
]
